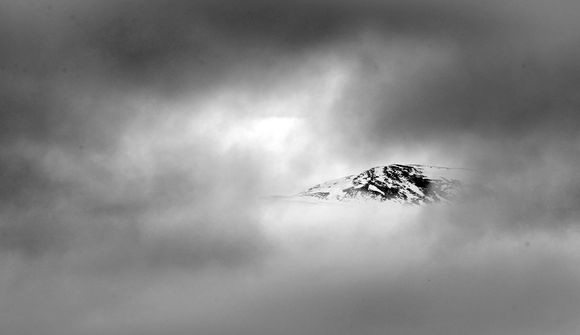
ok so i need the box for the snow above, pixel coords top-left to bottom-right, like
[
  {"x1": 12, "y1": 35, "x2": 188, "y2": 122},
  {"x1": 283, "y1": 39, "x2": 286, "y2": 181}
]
[{"x1": 297, "y1": 163, "x2": 468, "y2": 204}]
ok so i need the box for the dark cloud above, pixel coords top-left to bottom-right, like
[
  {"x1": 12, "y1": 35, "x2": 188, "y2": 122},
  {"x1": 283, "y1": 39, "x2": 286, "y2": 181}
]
[
  {"x1": 1, "y1": 0, "x2": 580, "y2": 334},
  {"x1": 343, "y1": 43, "x2": 580, "y2": 141}
]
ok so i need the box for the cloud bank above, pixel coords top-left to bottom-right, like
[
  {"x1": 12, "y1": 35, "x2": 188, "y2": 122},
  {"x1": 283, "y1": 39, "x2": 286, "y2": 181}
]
[{"x1": 1, "y1": 0, "x2": 580, "y2": 334}]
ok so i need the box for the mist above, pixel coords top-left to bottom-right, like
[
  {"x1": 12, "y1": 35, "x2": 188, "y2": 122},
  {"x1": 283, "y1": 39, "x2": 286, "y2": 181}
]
[{"x1": 1, "y1": 0, "x2": 580, "y2": 334}]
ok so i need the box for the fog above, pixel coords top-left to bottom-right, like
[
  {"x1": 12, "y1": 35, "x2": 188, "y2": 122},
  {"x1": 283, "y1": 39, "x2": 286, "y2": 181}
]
[{"x1": 1, "y1": 0, "x2": 580, "y2": 334}]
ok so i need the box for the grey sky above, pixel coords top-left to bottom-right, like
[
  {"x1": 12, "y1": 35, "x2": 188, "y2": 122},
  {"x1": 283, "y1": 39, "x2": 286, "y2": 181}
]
[{"x1": 1, "y1": 1, "x2": 580, "y2": 334}]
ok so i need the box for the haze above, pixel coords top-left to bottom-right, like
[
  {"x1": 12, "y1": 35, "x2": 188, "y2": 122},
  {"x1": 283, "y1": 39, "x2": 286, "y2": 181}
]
[{"x1": 1, "y1": 1, "x2": 580, "y2": 334}]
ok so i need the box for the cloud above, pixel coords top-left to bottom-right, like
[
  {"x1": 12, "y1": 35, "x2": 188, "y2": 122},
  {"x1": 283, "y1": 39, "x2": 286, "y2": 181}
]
[{"x1": 1, "y1": 0, "x2": 580, "y2": 334}]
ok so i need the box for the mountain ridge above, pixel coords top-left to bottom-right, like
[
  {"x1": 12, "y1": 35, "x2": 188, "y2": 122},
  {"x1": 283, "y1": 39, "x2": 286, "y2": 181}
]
[{"x1": 296, "y1": 164, "x2": 467, "y2": 204}]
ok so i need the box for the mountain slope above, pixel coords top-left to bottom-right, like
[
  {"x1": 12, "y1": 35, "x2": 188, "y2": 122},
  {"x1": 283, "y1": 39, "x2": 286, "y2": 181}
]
[{"x1": 298, "y1": 164, "x2": 467, "y2": 204}]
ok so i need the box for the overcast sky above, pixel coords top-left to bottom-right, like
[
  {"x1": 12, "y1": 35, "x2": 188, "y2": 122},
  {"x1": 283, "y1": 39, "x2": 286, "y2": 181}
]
[{"x1": 1, "y1": 1, "x2": 580, "y2": 334}]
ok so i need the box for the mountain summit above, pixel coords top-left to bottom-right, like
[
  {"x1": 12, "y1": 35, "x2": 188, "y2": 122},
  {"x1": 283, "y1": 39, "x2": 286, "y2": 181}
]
[{"x1": 298, "y1": 164, "x2": 467, "y2": 204}]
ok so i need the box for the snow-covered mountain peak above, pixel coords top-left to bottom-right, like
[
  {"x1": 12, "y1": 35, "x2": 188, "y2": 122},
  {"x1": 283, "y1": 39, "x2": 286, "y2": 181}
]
[{"x1": 297, "y1": 164, "x2": 469, "y2": 204}]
